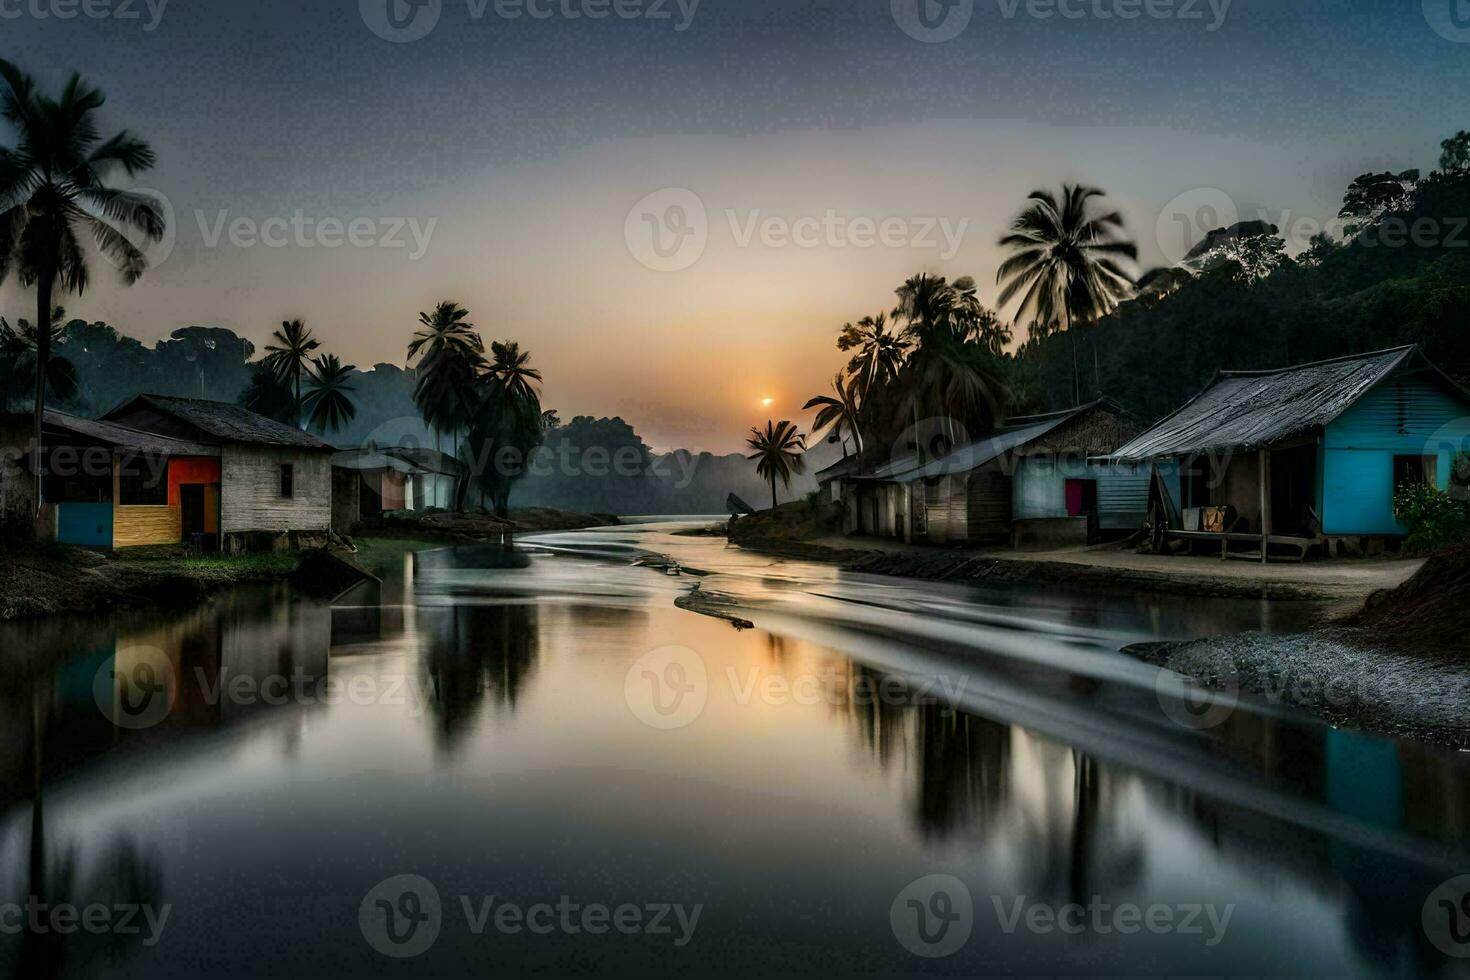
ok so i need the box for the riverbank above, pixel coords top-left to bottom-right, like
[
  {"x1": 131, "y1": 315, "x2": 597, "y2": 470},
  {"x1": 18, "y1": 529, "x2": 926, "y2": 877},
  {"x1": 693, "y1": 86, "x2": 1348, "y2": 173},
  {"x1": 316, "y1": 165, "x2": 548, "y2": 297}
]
[
  {"x1": 1128, "y1": 540, "x2": 1470, "y2": 748},
  {"x1": 1, "y1": 507, "x2": 616, "y2": 623},
  {"x1": 727, "y1": 504, "x2": 1418, "y2": 604}
]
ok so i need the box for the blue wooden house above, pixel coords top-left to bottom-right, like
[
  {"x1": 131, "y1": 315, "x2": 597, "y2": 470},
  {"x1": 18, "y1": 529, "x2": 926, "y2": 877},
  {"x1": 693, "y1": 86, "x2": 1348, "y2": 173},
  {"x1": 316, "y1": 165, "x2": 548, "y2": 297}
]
[{"x1": 1107, "y1": 346, "x2": 1470, "y2": 560}]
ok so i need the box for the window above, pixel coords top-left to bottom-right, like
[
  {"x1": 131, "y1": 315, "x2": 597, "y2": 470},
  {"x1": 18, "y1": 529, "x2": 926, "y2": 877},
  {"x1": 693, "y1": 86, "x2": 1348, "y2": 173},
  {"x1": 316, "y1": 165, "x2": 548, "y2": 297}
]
[
  {"x1": 1392, "y1": 455, "x2": 1436, "y2": 491},
  {"x1": 280, "y1": 463, "x2": 294, "y2": 499},
  {"x1": 118, "y1": 457, "x2": 168, "y2": 505}
]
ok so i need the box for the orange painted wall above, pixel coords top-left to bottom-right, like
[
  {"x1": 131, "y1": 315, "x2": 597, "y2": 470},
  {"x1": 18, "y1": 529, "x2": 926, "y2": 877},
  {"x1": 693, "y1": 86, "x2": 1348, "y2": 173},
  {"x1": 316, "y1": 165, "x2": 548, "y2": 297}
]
[{"x1": 113, "y1": 456, "x2": 222, "y2": 547}]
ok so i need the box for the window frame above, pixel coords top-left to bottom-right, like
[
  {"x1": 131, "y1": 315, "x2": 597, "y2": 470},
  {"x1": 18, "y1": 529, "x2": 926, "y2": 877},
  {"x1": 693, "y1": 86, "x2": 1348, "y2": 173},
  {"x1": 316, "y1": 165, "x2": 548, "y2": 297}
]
[
  {"x1": 280, "y1": 463, "x2": 295, "y2": 499},
  {"x1": 1392, "y1": 454, "x2": 1437, "y2": 492}
]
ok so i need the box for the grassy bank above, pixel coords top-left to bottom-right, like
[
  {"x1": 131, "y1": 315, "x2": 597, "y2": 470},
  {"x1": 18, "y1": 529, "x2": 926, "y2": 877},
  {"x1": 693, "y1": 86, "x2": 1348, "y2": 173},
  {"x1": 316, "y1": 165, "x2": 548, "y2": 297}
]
[{"x1": 0, "y1": 538, "x2": 308, "y2": 622}]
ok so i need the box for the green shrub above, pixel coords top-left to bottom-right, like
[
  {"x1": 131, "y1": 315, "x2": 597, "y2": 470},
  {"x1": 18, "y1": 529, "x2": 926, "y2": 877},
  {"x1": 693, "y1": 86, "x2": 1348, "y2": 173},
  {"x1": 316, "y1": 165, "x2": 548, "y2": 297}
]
[{"x1": 1394, "y1": 482, "x2": 1470, "y2": 554}]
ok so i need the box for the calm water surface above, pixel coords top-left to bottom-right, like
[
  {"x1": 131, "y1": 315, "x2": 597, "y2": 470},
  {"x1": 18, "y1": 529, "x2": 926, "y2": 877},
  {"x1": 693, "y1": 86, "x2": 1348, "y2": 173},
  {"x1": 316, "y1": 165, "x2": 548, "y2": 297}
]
[{"x1": 2, "y1": 520, "x2": 1467, "y2": 977}]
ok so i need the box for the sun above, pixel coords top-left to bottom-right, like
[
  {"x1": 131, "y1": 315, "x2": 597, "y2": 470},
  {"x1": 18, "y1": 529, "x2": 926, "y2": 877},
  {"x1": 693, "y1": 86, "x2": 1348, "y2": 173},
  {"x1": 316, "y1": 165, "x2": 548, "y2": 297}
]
[{"x1": 760, "y1": 397, "x2": 775, "y2": 409}]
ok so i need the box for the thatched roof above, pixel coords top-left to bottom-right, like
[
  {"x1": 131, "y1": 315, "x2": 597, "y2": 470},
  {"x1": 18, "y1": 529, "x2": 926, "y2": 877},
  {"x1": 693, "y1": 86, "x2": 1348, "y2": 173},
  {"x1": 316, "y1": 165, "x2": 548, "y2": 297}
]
[
  {"x1": 106, "y1": 394, "x2": 332, "y2": 451},
  {"x1": 1108, "y1": 346, "x2": 1462, "y2": 461}
]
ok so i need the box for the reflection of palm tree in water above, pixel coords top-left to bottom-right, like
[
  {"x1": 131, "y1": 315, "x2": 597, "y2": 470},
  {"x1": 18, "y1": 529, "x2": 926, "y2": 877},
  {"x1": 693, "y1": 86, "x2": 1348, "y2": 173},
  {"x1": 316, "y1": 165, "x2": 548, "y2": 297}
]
[
  {"x1": 13, "y1": 680, "x2": 165, "y2": 977},
  {"x1": 426, "y1": 604, "x2": 538, "y2": 753},
  {"x1": 912, "y1": 702, "x2": 1012, "y2": 840}
]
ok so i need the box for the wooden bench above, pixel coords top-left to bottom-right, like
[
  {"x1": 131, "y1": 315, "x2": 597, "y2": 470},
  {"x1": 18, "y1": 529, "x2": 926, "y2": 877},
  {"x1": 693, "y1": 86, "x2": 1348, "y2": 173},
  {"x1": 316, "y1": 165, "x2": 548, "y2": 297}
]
[{"x1": 1164, "y1": 529, "x2": 1322, "y2": 563}]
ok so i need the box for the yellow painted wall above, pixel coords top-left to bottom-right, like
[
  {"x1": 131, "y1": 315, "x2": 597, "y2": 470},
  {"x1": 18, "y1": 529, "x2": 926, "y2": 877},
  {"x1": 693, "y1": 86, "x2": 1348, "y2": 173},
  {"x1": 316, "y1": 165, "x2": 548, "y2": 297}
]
[{"x1": 112, "y1": 463, "x2": 182, "y2": 547}]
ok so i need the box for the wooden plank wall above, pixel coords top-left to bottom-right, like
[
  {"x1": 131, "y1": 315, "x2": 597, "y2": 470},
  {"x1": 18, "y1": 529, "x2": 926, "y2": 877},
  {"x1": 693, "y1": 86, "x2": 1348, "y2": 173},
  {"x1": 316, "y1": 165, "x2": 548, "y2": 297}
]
[{"x1": 221, "y1": 446, "x2": 331, "y2": 534}]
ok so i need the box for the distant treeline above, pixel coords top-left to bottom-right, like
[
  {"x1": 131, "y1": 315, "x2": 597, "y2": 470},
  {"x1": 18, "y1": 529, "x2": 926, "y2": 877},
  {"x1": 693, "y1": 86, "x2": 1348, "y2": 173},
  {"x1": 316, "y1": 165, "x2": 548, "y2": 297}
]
[{"x1": 0, "y1": 323, "x2": 819, "y2": 513}]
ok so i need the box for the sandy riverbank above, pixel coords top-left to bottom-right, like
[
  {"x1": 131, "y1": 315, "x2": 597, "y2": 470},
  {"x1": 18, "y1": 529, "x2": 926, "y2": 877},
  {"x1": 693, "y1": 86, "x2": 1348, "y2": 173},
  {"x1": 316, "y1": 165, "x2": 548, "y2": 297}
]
[{"x1": 727, "y1": 507, "x2": 1419, "y2": 604}]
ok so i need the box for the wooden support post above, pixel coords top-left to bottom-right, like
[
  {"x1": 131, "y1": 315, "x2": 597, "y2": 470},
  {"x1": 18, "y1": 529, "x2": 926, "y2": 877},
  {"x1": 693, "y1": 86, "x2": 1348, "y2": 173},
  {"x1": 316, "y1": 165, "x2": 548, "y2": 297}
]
[{"x1": 1258, "y1": 448, "x2": 1271, "y2": 565}]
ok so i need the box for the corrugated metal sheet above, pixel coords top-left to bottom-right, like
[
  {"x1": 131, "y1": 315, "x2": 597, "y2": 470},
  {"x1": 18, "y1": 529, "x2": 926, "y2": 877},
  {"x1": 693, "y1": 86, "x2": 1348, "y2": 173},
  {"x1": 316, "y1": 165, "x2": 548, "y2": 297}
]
[
  {"x1": 1095, "y1": 461, "x2": 1151, "y2": 530},
  {"x1": 1109, "y1": 347, "x2": 1419, "y2": 460},
  {"x1": 43, "y1": 410, "x2": 219, "y2": 457}
]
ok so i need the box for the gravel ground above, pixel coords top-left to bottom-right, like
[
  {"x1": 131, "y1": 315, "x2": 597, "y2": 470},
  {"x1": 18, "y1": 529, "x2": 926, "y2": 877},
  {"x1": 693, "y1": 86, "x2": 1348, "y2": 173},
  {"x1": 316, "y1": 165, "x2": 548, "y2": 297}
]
[{"x1": 1129, "y1": 629, "x2": 1470, "y2": 748}]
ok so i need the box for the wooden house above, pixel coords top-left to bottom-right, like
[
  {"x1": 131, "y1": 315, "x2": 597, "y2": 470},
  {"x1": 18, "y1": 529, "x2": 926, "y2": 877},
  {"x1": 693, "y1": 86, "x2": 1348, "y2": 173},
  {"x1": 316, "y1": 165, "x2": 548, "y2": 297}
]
[
  {"x1": 2, "y1": 409, "x2": 221, "y2": 548},
  {"x1": 331, "y1": 448, "x2": 418, "y2": 528},
  {"x1": 839, "y1": 401, "x2": 1147, "y2": 546},
  {"x1": 102, "y1": 395, "x2": 334, "y2": 551},
  {"x1": 1106, "y1": 346, "x2": 1470, "y2": 560}
]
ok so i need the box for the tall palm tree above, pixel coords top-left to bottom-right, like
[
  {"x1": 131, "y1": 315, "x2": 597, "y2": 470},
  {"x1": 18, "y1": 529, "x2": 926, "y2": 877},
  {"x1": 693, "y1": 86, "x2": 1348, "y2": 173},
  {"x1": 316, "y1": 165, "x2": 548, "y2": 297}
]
[
  {"x1": 408, "y1": 302, "x2": 485, "y2": 456},
  {"x1": 262, "y1": 319, "x2": 320, "y2": 428},
  {"x1": 302, "y1": 354, "x2": 358, "y2": 435},
  {"x1": 408, "y1": 301, "x2": 482, "y2": 364},
  {"x1": 837, "y1": 311, "x2": 908, "y2": 401},
  {"x1": 0, "y1": 61, "x2": 165, "y2": 511},
  {"x1": 745, "y1": 419, "x2": 807, "y2": 510},
  {"x1": 485, "y1": 340, "x2": 542, "y2": 403},
  {"x1": 803, "y1": 373, "x2": 863, "y2": 457},
  {"x1": 996, "y1": 183, "x2": 1137, "y2": 404}
]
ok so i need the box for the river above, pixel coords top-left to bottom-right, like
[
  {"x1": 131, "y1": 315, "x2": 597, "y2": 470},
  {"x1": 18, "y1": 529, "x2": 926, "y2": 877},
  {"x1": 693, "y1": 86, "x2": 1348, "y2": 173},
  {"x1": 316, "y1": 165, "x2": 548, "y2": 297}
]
[{"x1": 2, "y1": 518, "x2": 1467, "y2": 977}]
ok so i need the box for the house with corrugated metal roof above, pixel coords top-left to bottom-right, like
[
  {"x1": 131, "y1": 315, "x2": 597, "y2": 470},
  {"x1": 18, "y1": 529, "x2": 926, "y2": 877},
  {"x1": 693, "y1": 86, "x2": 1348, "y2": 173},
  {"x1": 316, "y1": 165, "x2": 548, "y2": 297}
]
[
  {"x1": 1, "y1": 408, "x2": 223, "y2": 548},
  {"x1": 838, "y1": 400, "x2": 1146, "y2": 547},
  {"x1": 101, "y1": 394, "x2": 335, "y2": 552},
  {"x1": 1105, "y1": 346, "x2": 1470, "y2": 561}
]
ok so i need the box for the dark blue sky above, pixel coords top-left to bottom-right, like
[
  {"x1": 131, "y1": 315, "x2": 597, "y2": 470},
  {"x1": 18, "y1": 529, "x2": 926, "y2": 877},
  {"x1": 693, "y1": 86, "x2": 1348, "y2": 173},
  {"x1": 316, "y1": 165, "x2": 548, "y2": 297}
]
[{"x1": 4, "y1": 0, "x2": 1467, "y2": 448}]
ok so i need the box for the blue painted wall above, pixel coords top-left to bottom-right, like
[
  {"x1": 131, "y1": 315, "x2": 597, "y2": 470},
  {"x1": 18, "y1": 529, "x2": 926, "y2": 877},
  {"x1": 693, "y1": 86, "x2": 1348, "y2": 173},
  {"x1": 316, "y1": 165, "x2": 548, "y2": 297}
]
[
  {"x1": 57, "y1": 502, "x2": 113, "y2": 547},
  {"x1": 1321, "y1": 374, "x2": 1470, "y2": 535},
  {"x1": 1012, "y1": 456, "x2": 1153, "y2": 530}
]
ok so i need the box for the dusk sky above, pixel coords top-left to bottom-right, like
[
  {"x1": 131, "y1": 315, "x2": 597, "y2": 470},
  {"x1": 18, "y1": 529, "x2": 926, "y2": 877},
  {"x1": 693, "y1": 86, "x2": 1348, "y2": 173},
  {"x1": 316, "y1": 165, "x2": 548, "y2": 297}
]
[{"x1": 4, "y1": 0, "x2": 1466, "y2": 451}]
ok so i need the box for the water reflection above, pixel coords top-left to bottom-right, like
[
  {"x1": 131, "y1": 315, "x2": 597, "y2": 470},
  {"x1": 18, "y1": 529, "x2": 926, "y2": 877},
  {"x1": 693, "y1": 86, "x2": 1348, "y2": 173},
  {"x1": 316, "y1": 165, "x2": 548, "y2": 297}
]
[{"x1": 0, "y1": 528, "x2": 1465, "y2": 977}]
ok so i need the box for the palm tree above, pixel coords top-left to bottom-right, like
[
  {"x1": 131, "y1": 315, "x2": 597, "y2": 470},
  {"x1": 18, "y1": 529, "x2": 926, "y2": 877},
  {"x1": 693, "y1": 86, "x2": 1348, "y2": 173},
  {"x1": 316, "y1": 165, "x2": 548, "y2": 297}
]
[
  {"x1": 0, "y1": 313, "x2": 77, "y2": 412},
  {"x1": 408, "y1": 301, "x2": 482, "y2": 364},
  {"x1": 408, "y1": 302, "x2": 484, "y2": 456},
  {"x1": 302, "y1": 354, "x2": 358, "y2": 435},
  {"x1": 996, "y1": 184, "x2": 1137, "y2": 404},
  {"x1": 0, "y1": 61, "x2": 166, "y2": 512},
  {"x1": 837, "y1": 311, "x2": 908, "y2": 401},
  {"x1": 745, "y1": 419, "x2": 807, "y2": 510},
  {"x1": 485, "y1": 340, "x2": 542, "y2": 403},
  {"x1": 892, "y1": 273, "x2": 1005, "y2": 447},
  {"x1": 238, "y1": 362, "x2": 296, "y2": 425},
  {"x1": 262, "y1": 319, "x2": 320, "y2": 428},
  {"x1": 803, "y1": 373, "x2": 863, "y2": 457}
]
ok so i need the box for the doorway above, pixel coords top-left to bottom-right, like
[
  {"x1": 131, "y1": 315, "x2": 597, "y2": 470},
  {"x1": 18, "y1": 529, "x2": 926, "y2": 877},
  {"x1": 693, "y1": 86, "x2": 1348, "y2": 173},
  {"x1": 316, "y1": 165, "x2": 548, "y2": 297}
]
[{"x1": 180, "y1": 484, "x2": 206, "y2": 544}]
